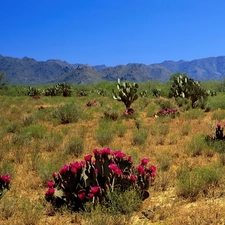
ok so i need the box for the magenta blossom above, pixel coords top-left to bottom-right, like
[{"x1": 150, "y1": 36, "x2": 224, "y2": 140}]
[
  {"x1": 84, "y1": 154, "x2": 92, "y2": 161},
  {"x1": 130, "y1": 174, "x2": 136, "y2": 182},
  {"x1": 150, "y1": 165, "x2": 156, "y2": 173},
  {"x1": 94, "y1": 168, "x2": 98, "y2": 174},
  {"x1": 113, "y1": 150, "x2": 126, "y2": 159},
  {"x1": 127, "y1": 156, "x2": 132, "y2": 162},
  {"x1": 47, "y1": 180, "x2": 54, "y2": 188},
  {"x1": 141, "y1": 158, "x2": 149, "y2": 165},
  {"x1": 45, "y1": 188, "x2": 55, "y2": 196},
  {"x1": 114, "y1": 168, "x2": 122, "y2": 175},
  {"x1": 70, "y1": 167, "x2": 77, "y2": 174},
  {"x1": 217, "y1": 123, "x2": 221, "y2": 127},
  {"x1": 101, "y1": 147, "x2": 111, "y2": 155},
  {"x1": 88, "y1": 193, "x2": 94, "y2": 199},
  {"x1": 1, "y1": 174, "x2": 10, "y2": 183},
  {"x1": 91, "y1": 186, "x2": 100, "y2": 194},
  {"x1": 108, "y1": 163, "x2": 118, "y2": 171},
  {"x1": 52, "y1": 172, "x2": 57, "y2": 178},
  {"x1": 78, "y1": 191, "x2": 86, "y2": 200}
]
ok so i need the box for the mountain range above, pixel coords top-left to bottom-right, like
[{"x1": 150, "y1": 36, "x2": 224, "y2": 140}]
[{"x1": 0, "y1": 54, "x2": 225, "y2": 85}]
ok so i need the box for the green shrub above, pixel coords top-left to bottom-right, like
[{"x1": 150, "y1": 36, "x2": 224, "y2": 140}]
[
  {"x1": 115, "y1": 124, "x2": 127, "y2": 137},
  {"x1": 183, "y1": 109, "x2": 205, "y2": 120},
  {"x1": 132, "y1": 129, "x2": 148, "y2": 145},
  {"x1": 211, "y1": 109, "x2": 225, "y2": 122},
  {"x1": 52, "y1": 103, "x2": 81, "y2": 124},
  {"x1": 106, "y1": 188, "x2": 142, "y2": 215},
  {"x1": 65, "y1": 136, "x2": 84, "y2": 156},
  {"x1": 95, "y1": 128, "x2": 115, "y2": 147},
  {"x1": 176, "y1": 163, "x2": 222, "y2": 201},
  {"x1": 184, "y1": 134, "x2": 208, "y2": 157},
  {"x1": 20, "y1": 124, "x2": 47, "y2": 139}
]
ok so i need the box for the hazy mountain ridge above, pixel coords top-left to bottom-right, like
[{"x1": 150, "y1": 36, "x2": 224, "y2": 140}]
[{"x1": 0, "y1": 54, "x2": 225, "y2": 85}]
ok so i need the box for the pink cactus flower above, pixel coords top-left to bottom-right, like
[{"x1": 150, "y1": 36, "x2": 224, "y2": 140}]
[
  {"x1": 47, "y1": 180, "x2": 54, "y2": 188},
  {"x1": 217, "y1": 123, "x2": 221, "y2": 127},
  {"x1": 78, "y1": 191, "x2": 86, "y2": 200},
  {"x1": 70, "y1": 167, "x2": 77, "y2": 174},
  {"x1": 127, "y1": 156, "x2": 132, "y2": 162},
  {"x1": 93, "y1": 149, "x2": 100, "y2": 154},
  {"x1": 108, "y1": 163, "x2": 118, "y2": 171},
  {"x1": 102, "y1": 147, "x2": 111, "y2": 155},
  {"x1": 88, "y1": 193, "x2": 94, "y2": 199},
  {"x1": 150, "y1": 165, "x2": 156, "y2": 173},
  {"x1": 91, "y1": 186, "x2": 100, "y2": 194},
  {"x1": 1, "y1": 174, "x2": 10, "y2": 183},
  {"x1": 84, "y1": 154, "x2": 92, "y2": 161},
  {"x1": 130, "y1": 174, "x2": 136, "y2": 182},
  {"x1": 45, "y1": 188, "x2": 55, "y2": 196},
  {"x1": 141, "y1": 158, "x2": 149, "y2": 165},
  {"x1": 52, "y1": 172, "x2": 57, "y2": 178},
  {"x1": 113, "y1": 151, "x2": 126, "y2": 159},
  {"x1": 114, "y1": 168, "x2": 122, "y2": 175},
  {"x1": 137, "y1": 164, "x2": 145, "y2": 174}
]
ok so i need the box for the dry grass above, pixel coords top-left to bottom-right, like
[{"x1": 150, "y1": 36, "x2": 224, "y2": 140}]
[{"x1": 0, "y1": 95, "x2": 225, "y2": 224}]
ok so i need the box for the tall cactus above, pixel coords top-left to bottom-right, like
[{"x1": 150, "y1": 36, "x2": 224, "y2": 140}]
[{"x1": 112, "y1": 79, "x2": 139, "y2": 109}]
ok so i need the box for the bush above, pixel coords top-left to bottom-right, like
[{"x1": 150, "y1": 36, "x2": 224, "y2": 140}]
[
  {"x1": 176, "y1": 163, "x2": 222, "y2": 201},
  {"x1": 132, "y1": 129, "x2": 148, "y2": 145},
  {"x1": 52, "y1": 103, "x2": 81, "y2": 124},
  {"x1": 65, "y1": 136, "x2": 84, "y2": 156}
]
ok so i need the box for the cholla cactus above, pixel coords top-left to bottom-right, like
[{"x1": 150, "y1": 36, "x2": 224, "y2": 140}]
[
  {"x1": 112, "y1": 79, "x2": 139, "y2": 109},
  {"x1": 45, "y1": 148, "x2": 156, "y2": 211}
]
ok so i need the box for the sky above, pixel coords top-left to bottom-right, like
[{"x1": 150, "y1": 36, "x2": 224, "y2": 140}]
[{"x1": 1, "y1": 0, "x2": 225, "y2": 66}]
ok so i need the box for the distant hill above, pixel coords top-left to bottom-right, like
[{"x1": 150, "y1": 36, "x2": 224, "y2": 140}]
[{"x1": 0, "y1": 54, "x2": 225, "y2": 85}]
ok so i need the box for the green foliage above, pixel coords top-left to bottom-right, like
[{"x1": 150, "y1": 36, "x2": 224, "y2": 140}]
[
  {"x1": 106, "y1": 188, "x2": 142, "y2": 215},
  {"x1": 65, "y1": 136, "x2": 84, "y2": 156},
  {"x1": 132, "y1": 129, "x2": 148, "y2": 145},
  {"x1": 112, "y1": 78, "x2": 139, "y2": 109},
  {"x1": 184, "y1": 134, "x2": 208, "y2": 157},
  {"x1": 52, "y1": 103, "x2": 81, "y2": 124},
  {"x1": 169, "y1": 73, "x2": 209, "y2": 108},
  {"x1": 177, "y1": 163, "x2": 222, "y2": 201},
  {"x1": 26, "y1": 86, "x2": 41, "y2": 96},
  {"x1": 43, "y1": 82, "x2": 72, "y2": 97}
]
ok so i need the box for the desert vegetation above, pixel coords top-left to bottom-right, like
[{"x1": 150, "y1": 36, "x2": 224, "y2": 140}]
[{"x1": 1, "y1": 74, "x2": 225, "y2": 224}]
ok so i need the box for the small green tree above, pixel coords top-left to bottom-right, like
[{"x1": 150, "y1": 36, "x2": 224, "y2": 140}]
[{"x1": 112, "y1": 79, "x2": 139, "y2": 109}]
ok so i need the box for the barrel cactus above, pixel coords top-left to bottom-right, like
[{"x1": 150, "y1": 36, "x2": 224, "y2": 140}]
[{"x1": 112, "y1": 79, "x2": 139, "y2": 109}]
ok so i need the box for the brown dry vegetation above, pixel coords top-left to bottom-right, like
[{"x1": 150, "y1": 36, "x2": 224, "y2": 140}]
[{"x1": 0, "y1": 93, "x2": 225, "y2": 225}]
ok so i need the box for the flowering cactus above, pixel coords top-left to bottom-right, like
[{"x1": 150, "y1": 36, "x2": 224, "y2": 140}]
[
  {"x1": 45, "y1": 148, "x2": 156, "y2": 211},
  {"x1": 0, "y1": 174, "x2": 11, "y2": 196}
]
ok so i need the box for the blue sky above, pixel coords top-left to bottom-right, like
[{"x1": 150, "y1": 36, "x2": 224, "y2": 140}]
[{"x1": 1, "y1": 0, "x2": 225, "y2": 66}]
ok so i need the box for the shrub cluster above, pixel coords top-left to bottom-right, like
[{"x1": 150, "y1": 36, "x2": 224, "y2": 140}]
[
  {"x1": 45, "y1": 148, "x2": 156, "y2": 212},
  {"x1": 156, "y1": 107, "x2": 179, "y2": 117}
]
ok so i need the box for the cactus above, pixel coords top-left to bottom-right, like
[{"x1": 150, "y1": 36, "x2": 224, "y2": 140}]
[
  {"x1": 140, "y1": 90, "x2": 148, "y2": 97},
  {"x1": 169, "y1": 73, "x2": 209, "y2": 108},
  {"x1": 43, "y1": 83, "x2": 72, "y2": 97},
  {"x1": 112, "y1": 79, "x2": 139, "y2": 109},
  {"x1": 45, "y1": 148, "x2": 156, "y2": 211},
  {"x1": 27, "y1": 86, "x2": 41, "y2": 97}
]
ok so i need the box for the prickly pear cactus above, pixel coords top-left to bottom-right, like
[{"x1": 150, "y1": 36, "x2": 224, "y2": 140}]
[
  {"x1": 112, "y1": 78, "x2": 139, "y2": 109},
  {"x1": 169, "y1": 73, "x2": 209, "y2": 108}
]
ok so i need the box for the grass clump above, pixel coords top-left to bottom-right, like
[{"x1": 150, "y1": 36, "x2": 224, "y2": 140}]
[
  {"x1": 176, "y1": 163, "x2": 222, "y2": 201},
  {"x1": 52, "y1": 103, "x2": 82, "y2": 124}
]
